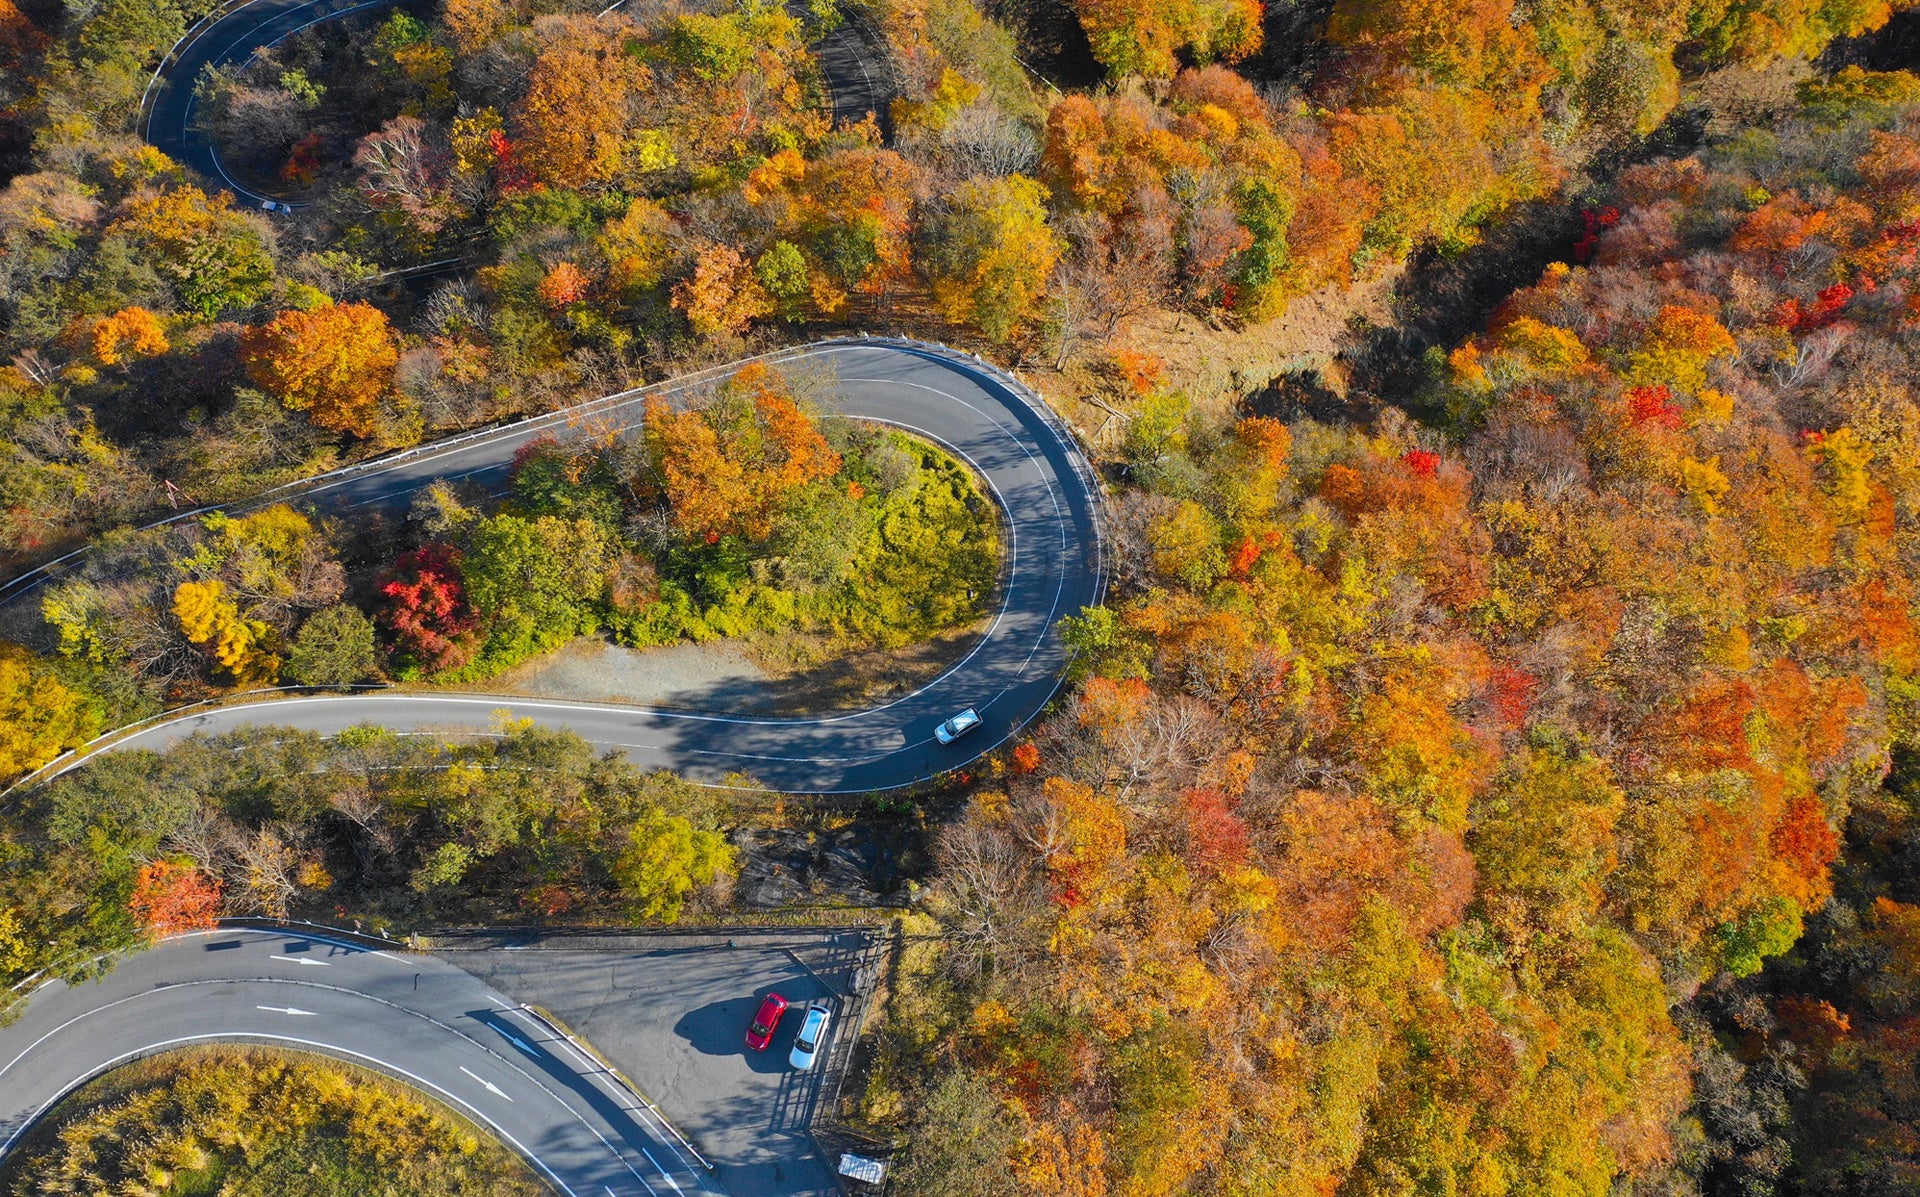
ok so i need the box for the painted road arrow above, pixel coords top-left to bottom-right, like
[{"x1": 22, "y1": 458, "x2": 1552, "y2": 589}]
[{"x1": 461, "y1": 1065, "x2": 515, "y2": 1101}]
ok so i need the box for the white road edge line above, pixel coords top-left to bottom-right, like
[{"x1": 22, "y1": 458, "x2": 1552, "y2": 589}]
[
  {"x1": 2, "y1": 1032, "x2": 580, "y2": 1197},
  {"x1": 502, "y1": 1007, "x2": 701, "y2": 1182},
  {"x1": 0, "y1": 964, "x2": 678, "y2": 1197}
]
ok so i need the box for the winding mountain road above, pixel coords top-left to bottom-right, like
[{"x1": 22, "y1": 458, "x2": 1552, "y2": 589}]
[
  {"x1": 96, "y1": 0, "x2": 1104, "y2": 795},
  {"x1": 142, "y1": 0, "x2": 899, "y2": 207},
  {"x1": 0, "y1": 927, "x2": 726, "y2": 1197},
  {"x1": 143, "y1": 0, "x2": 398, "y2": 206},
  {"x1": 83, "y1": 340, "x2": 1103, "y2": 792},
  {"x1": 0, "y1": 13, "x2": 1087, "y2": 1197}
]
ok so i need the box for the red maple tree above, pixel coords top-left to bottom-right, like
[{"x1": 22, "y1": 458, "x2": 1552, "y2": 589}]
[{"x1": 378, "y1": 543, "x2": 479, "y2": 673}]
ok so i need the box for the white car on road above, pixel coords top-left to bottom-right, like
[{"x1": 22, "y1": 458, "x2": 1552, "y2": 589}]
[
  {"x1": 934, "y1": 708, "x2": 980, "y2": 745},
  {"x1": 789, "y1": 1003, "x2": 832, "y2": 1070}
]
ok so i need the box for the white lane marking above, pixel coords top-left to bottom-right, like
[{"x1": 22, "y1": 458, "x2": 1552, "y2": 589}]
[
  {"x1": 502, "y1": 1007, "x2": 699, "y2": 1183},
  {"x1": 460, "y1": 1065, "x2": 515, "y2": 1101},
  {"x1": 641, "y1": 1148, "x2": 683, "y2": 1195},
  {"x1": 270, "y1": 955, "x2": 330, "y2": 966},
  {"x1": 27, "y1": 341, "x2": 1097, "y2": 796},
  {"x1": 182, "y1": 0, "x2": 400, "y2": 205},
  {"x1": 5, "y1": 1031, "x2": 580, "y2": 1197},
  {"x1": 255, "y1": 1004, "x2": 317, "y2": 1015},
  {"x1": 0, "y1": 968, "x2": 660, "y2": 1197}
]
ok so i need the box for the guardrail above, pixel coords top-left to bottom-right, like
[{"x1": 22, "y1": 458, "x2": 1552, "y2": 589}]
[
  {"x1": 0, "y1": 682, "x2": 396, "y2": 809},
  {"x1": 0, "y1": 336, "x2": 1111, "y2": 797},
  {"x1": 218, "y1": 914, "x2": 408, "y2": 949},
  {"x1": 0, "y1": 341, "x2": 819, "y2": 607},
  {"x1": 1, "y1": 335, "x2": 1108, "y2": 608}
]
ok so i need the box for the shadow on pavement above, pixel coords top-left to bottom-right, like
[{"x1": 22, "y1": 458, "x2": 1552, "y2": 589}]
[{"x1": 677, "y1": 997, "x2": 795, "y2": 1075}]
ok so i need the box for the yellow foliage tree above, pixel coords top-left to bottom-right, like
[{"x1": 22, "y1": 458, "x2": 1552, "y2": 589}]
[
  {"x1": 174, "y1": 580, "x2": 282, "y2": 687},
  {"x1": 1628, "y1": 304, "x2": 1737, "y2": 391},
  {"x1": 441, "y1": 0, "x2": 508, "y2": 54},
  {"x1": 926, "y1": 174, "x2": 1062, "y2": 342},
  {"x1": 600, "y1": 197, "x2": 677, "y2": 290},
  {"x1": 0, "y1": 643, "x2": 102, "y2": 783}
]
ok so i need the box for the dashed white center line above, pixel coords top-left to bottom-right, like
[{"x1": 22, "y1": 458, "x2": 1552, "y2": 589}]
[
  {"x1": 460, "y1": 1065, "x2": 515, "y2": 1101},
  {"x1": 270, "y1": 955, "x2": 330, "y2": 966}
]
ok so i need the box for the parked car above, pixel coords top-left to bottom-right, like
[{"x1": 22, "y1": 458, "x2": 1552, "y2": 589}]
[
  {"x1": 788, "y1": 1003, "x2": 832, "y2": 1070},
  {"x1": 746, "y1": 992, "x2": 788, "y2": 1051},
  {"x1": 934, "y1": 707, "x2": 981, "y2": 745}
]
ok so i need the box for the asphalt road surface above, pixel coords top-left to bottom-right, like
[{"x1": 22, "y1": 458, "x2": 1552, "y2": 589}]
[
  {"x1": 65, "y1": 340, "x2": 1104, "y2": 792},
  {"x1": 103, "y1": 0, "x2": 1101, "y2": 792},
  {"x1": 144, "y1": 0, "x2": 900, "y2": 208},
  {"x1": 0, "y1": 928, "x2": 725, "y2": 1197},
  {"x1": 145, "y1": 0, "x2": 402, "y2": 206},
  {"x1": 447, "y1": 930, "x2": 877, "y2": 1197}
]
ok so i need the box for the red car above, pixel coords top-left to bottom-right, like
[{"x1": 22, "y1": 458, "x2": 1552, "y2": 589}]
[{"x1": 746, "y1": 992, "x2": 789, "y2": 1051}]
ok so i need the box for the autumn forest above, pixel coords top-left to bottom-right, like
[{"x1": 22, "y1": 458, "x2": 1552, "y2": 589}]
[{"x1": 4, "y1": 0, "x2": 1920, "y2": 1191}]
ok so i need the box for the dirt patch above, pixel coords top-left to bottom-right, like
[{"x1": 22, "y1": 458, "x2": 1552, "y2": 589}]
[
  {"x1": 483, "y1": 636, "x2": 776, "y2": 709},
  {"x1": 1025, "y1": 268, "x2": 1404, "y2": 451},
  {"x1": 477, "y1": 621, "x2": 989, "y2": 716}
]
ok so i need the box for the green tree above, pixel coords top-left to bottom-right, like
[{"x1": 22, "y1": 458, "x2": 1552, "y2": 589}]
[
  {"x1": 461, "y1": 514, "x2": 613, "y2": 671},
  {"x1": 755, "y1": 240, "x2": 810, "y2": 322},
  {"x1": 77, "y1": 0, "x2": 186, "y2": 68},
  {"x1": 892, "y1": 1069, "x2": 1019, "y2": 1197},
  {"x1": 286, "y1": 605, "x2": 380, "y2": 687},
  {"x1": 105, "y1": 185, "x2": 275, "y2": 320}
]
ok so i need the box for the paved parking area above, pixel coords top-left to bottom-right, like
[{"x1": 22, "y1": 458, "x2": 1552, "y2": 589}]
[{"x1": 435, "y1": 929, "x2": 876, "y2": 1197}]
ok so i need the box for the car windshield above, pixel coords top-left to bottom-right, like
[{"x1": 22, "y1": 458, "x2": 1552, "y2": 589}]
[{"x1": 751, "y1": 1020, "x2": 770, "y2": 1035}]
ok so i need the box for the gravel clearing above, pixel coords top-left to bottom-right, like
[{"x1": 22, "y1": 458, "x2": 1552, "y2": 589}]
[
  {"x1": 487, "y1": 637, "x2": 785, "y2": 712},
  {"x1": 480, "y1": 622, "x2": 990, "y2": 716}
]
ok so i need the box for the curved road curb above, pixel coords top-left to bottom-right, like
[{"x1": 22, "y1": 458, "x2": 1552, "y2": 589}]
[
  {"x1": 13, "y1": 1, "x2": 1104, "y2": 794},
  {"x1": 12, "y1": 340, "x2": 1106, "y2": 794},
  {"x1": 0, "y1": 926, "x2": 723, "y2": 1197}
]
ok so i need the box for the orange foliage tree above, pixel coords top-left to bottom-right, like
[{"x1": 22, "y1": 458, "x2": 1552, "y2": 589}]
[
  {"x1": 129, "y1": 860, "x2": 223, "y2": 938},
  {"x1": 642, "y1": 364, "x2": 841, "y2": 540},
  {"x1": 90, "y1": 307, "x2": 168, "y2": 366},
  {"x1": 242, "y1": 301, "x2": 401, "y2": 439},
  {"x1": 536, "y1": 261, "x2": 590, "y2": 309},
  {"x1": 670, "y1": 242, "x2": 773, "y2": 338},
  {"x1": 510, "y1": 18, "x2": 652, "y2": 188}
]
